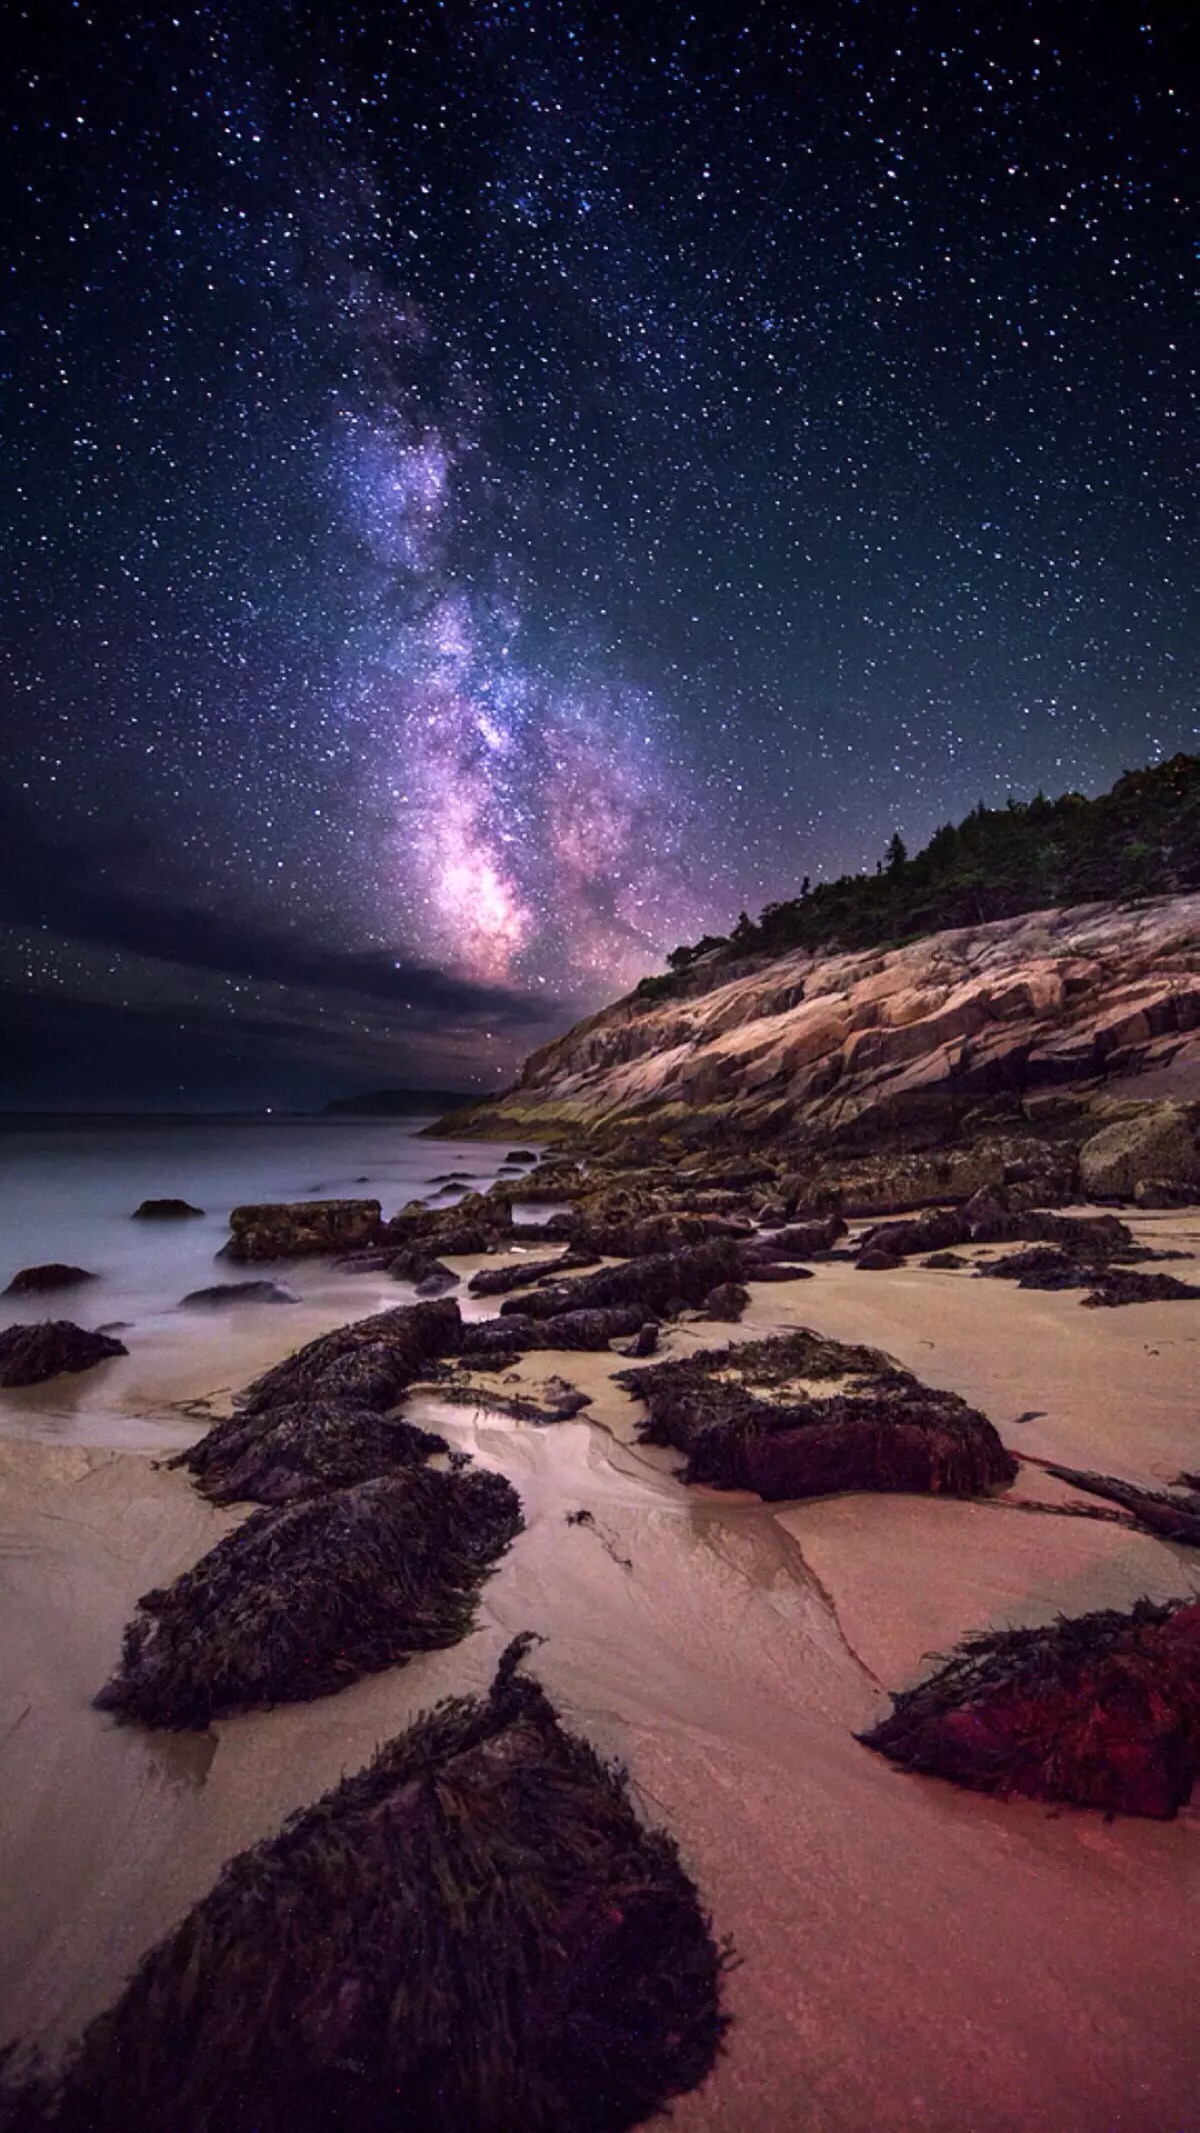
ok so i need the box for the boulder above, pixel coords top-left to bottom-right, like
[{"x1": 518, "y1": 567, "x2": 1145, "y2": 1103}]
[
  {"x1": 240, "y1": 1299, "x2": 463, "y2": 1416},
  {"x1": 173, "y1": 1400, "x2": 449, "y2": 1506},
  {"x1": 618, "y1": 1328, "x2": 1016, "y2": 1501},
  {"x1": 180, "y1": 1282, "x2": 297, "y2": 1308},
  {"x1": 3, "y1": 1263, "x2": 95, "y2": 1296},
  {"x1": 132, "y1": 1198, "x2": 204, "y2": 1220},
  {"x1": 0, "y1": 1320, "x2": 127, "y2": 1386},
  {"x1": 860, "y1": 1599, "x2": 1200, "y2": 1817},
  {"x1": 222, "y1": 1200, "x2": 382, "y2": 1263},
  {"x1": 1078, "y1": 1102, "x2": 1200, "y2": 1201},
  {"x1": 43, "y1": 1642, "x2": 727, "y2": 2133},
  {"x1": 93, "y1": 1466, "x2": 523, "y2": 1728}
]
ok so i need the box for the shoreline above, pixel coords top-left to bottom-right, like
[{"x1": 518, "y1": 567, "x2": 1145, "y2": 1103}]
[{"x1": 2, "y1": 1206, "x2": 1198, "y2": 2128}]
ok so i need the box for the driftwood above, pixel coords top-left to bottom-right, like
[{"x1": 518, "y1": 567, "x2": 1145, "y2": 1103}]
[
  {"x1": 861, "y1": 1598, "x2": 1200, "y2": 1817},
  {"x1": 21, "y1": 1641, "x2": 729, "y2": 2132}
]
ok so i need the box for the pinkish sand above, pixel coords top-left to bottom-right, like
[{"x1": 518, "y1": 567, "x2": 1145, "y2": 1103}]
[{"x1": 1, "y1": 1215, "x2": 1198, "y2": 2131}]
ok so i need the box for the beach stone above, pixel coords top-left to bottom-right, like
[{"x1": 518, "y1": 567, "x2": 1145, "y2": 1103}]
[
  {"x1": 222, "y1": 1198, "x2": 383, "y2": 1263},
  {"x1": 133, "y1": 1198, "x2": 204, "y2": 1219},
  {"x1": 3, "y1": 1263, "x2": 96, "y2": 1296},
  {"x1": 0, "y1": 1320, "x2": 127, "y2": 1386},
  {"x1": 180, "y1": 1282, "x2": 297, "y2": 1309},
  {"x1": 1078, "y1": 1102, "x2": 1200, "y2": 1201}
]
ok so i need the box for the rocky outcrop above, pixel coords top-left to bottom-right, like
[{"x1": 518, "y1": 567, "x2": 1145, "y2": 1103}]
[
  {"x1": 0, "y1": 1321, "x2": 127, "y2": 1386},
  {"x1": 443, "y1": 898, "x2": 1200, "y2": 1188},
  {"x1": 222, "y1": 1199, "x2": 383, "y2": 1263},
  {"x1": 132, "y1": 1199, "x2": 204, "y2": 1219}
]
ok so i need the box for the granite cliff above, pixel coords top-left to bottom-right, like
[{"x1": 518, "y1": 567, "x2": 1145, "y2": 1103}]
[{"x1": 439, "y1": 896, "x2": 1200, "y2": 1209}]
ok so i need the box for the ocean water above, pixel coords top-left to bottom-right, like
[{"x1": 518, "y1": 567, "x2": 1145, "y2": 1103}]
[{"x1": 0, "y1": 1117, "x2": 532, "y2": 1425}]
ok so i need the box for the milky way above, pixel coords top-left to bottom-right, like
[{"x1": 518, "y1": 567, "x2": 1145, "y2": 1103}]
[{"x1": 1, "y1": 1, "x2": 1195, "y2": 1105}]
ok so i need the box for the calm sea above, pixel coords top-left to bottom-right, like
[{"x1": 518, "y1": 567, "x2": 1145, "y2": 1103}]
[{"x1": 0, "y1": 1114, "x2": 526, "y2": 1337}]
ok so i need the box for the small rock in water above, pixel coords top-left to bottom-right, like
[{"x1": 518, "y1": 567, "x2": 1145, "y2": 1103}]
[
  {"x1": 3, "y1": 1262, "x2": 96, "y2": 1295},
  {"x1": 132, "y1": 1198, "x2": 205, "y2": 1219},
  {"x1": 180, "y1": 1282, "x2": 298, "y2": 1309},
  {"x1": 0, "y1": 1320, "x2": 128, "y2": 1386}
]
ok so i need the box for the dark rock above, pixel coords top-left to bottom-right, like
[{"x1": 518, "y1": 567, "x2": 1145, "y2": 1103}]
[
  {"x1": 461, "y1": 1306, "x2": 645, "y2": 1355},
  {"x1": 699, "y1": 1282, "x2": 750, "y2": 1322},
  {"x1": 94, "y1": 1466, "x2": 523, "y2": 1729},
  {"x1": 497, "y1": 1241, "x2": 744, "y2": 1326},
  {"x1": 240, "y1": 1299, "x2": 463, "y2": 1417},
  {"x1": 3, "y1": 1263, "x2": 96, "y2": 1296},
  {"x1": 388, "y1": 1247, "x2": 459, "y2": 1292},
  {"x1": 765, "y1": 1216, "x2": 846, "y2": 1256},
  {"x1": 222, "y1": 1200, "x2": 383, "y2": 1264},
  {"x1": 1133, "y1": 1176, "x2": 1200, "y2": 1209},
  {"x1": 1081, "y1": 1269, "x2": 1200, "y2": 1308},
  {"x1": 0, "y1": 1320, "x2": 127, "y2": 1387},
  {"x1": 51, "y1": 1641, "x2": 728, "y2": 2133},
  {"x1": 468, "y1": 1250, "x2": 600, "y2": 1297},
  {"x1": 180, "y1": 1282, "x2": 297, "y2": 1309},
  {"x1": 618, "y1": 1328, "x2": 1016, "y2": 1502},
  {"x1": 173, "y1": 1400, "x2": 449, "y2": 1506},
  {"x1": 737, "y1": 1256, "x2": 816, "y2": 1282},
  {"x1": 132, "y1": 1199, "x2": 204, "y2": 1220},
  {"x1": 921, "y1": 1251, "x2": 969, "y2": 1270},
  {"x1": 859, "y1": 1208, "x2": 972, "y2": 1259},
  {"x1": 979, "y1": 1247, "x2": 1085, "y2": 1291},
  {"x1": 622, "y1": 1321, "x2": 661, "y2": 1358},
  {"x1": 860, "y1": 1598, "x2": 1200, "y2": 1817},
  {"x1": 856, "y1": 1249, "x2": 905, "y2": 1272}
]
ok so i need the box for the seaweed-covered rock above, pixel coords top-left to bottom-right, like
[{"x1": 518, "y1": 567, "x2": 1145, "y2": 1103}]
[
  {"x1": 386, "y1": 1248, "x2": 460, "y2": 1294},
  {"x1": 0, "y1": 1321, "x2": 127, "y2": 1387},
  {"x1": 222, "y1": 1199, "x2": 383, "y2": 1263},
  {"x1": 699, "y1": 1282, "x2": 750, "y2": 1322},
  {"x1": 171, "y1": 1400, "x2": 449, "y2": 1506},
  {"x1": 859, "y1": 1209, "x2": 972, "y2": 1258},
  {"x1": 93, "y1": 1467, "x2": 522, "y2": 1728},
  {"x1": 132, "y1": 1199, "x2": 204, "y2": 1220},
  {"x1": 617, "y1": 1329, "x2": 1016, "y2": 1502},
  {"x1": 3, "y1": 1264, "x2": 95, "y2": 1296},
  {"x1": 856, "y1": 1248, "x2": 904, "y2": 1272},
  {"x1": 467, "y1": 1250, "x2": 600, "y2": 1297},
  {"x1": 461, "y1": 1306, "x2": 645, "y2": 1357},
  {"x1": 179, "y1": 1282, "x2": 297, "y2": 1308},
  {"x1": 39, "y1": 1641, "x2": 728, "y2": 2132},
  {"x1": 860, "y1": 1599, "x2": 1200, "y2": 1817},
  {"x1": 1081, "y1": 1268, "x2": 1200, "y2": 1307},
  {"x1": 499, "y1": 1241, "x2": 744, "y2": 1325},
  {"x1": 240, "y1": 1299, "x2": 463, "y2": 1416}
]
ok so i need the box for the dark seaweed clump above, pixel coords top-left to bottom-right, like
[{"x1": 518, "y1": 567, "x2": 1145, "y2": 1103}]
[
  {"x1": 238, "y1": 1297, "x2": 463, "y2": 1416},
  {"x1": 861, "y1": 1598, "x2": 1200, "y2": 1817},
  {"x1": 93, "y1": 1466, "x2": 522, "y2": 1728},
  {"x1": 36, "y1": 1640, "x2": 729, "y2": 2133},
  {"x1": 171, "y1": 1398, "x2": 449, "y2": 1505},
  {"x1": 618, "y1": 1329, "x2": 1016, "y2": 1501}
]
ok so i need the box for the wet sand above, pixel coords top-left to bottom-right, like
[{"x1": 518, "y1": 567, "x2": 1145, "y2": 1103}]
[{"x1": 2, "y1": 1219, "x2": 1199, "y2": 2130}]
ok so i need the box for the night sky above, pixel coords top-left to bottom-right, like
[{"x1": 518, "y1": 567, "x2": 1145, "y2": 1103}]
[{"x1": 3, "y1": 0, "x2": 1195, "y2": 1108}]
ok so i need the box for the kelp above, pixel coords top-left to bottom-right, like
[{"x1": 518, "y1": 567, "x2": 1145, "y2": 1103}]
[
  {"x1": 93, "y1": 1465, "x2": 522, "y2": 1728},
  {"x1": 239, "y1": 1298, "x2": 463, "y2": 1416},
  {"x1": 860, "y1": 1598, "x2": 1200, "y2": 1817},
  {"x1": 171, "y1": 1398, "x2": 449, "y2": 1505},
  {"x1": 618, "y1": 1330, "x2": 1016, "y2": 1501},
  {"x1": 499, "y1": 1241, "x2": 745, "y2": 1324},
  {"x1": 41, "y1": 1640, "x2": 729, "y2": 2132}
]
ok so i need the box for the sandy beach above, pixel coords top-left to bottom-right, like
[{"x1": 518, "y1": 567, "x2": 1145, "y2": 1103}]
[{"x1": 2, "y1": 1216, "x2": 1199, "y2": 2131}]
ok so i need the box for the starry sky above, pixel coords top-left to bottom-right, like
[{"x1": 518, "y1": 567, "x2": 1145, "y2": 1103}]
[{"x1": 2, "y1": 0, "x2": 1195, "y2": 1108}]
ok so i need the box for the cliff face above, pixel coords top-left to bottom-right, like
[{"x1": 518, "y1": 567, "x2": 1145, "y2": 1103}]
[{"x1": 450, "y1": 896, "x2": 1200, "y2": 1155}]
